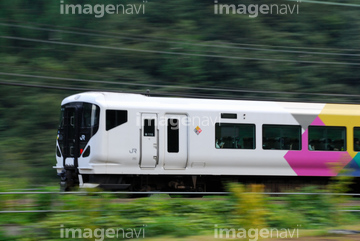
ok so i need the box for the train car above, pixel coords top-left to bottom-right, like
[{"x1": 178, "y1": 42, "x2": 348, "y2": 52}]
[{"x1": 54, "y1": 92, "x2": 360, "y2": 191}]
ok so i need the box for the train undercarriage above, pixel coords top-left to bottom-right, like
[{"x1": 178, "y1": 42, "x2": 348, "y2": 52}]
[{"x1": 59, "y1": 169, "x2": 360, "y2": 193}]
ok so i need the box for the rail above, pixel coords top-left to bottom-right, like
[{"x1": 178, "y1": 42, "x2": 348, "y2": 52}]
[
  {"x1": 1, "y1": 191, "x2": 360, "y2": 213},
  {"x1": 1, "y1": 191, "x2": 360, "y2": 195}
]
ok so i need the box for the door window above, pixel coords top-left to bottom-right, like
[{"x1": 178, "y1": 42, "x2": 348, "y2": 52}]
[
  {"x1": 144, "y1": 119, "x2": 155, "y2": 136},
  {"x1": 167, "y1": 119, "x2": 179, "y2": 153}
]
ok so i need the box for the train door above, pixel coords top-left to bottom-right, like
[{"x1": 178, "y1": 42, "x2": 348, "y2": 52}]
[
  {"x1": 140, "y1": 113, "x2": 158, "y2": 168},
  {"x1": 62, "y1": 106, "x2": 81, "y2": 169},
  {"x1": 164, "y1": 114, "x2": 188, "y2": 169}
]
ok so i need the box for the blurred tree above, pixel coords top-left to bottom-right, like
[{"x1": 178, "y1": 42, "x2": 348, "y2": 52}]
[{"x1": 0, "y1": 0, "x2": 360, "y2": 184}]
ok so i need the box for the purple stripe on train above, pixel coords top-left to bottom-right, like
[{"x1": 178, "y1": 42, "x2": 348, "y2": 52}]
[{"x1": 284, "y1": 117, "x2": 353, "y2": 176}]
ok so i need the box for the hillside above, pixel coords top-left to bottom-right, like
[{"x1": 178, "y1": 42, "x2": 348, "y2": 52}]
[{"x1": 0, "y1": 0, "x2": 359, "y2": 183}]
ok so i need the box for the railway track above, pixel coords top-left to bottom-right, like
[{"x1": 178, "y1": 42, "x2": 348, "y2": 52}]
[
  {"x1": 1, "y1": 191, "x2": 360, "y2": 213},
  {"x1": 1, "y1": 191, "x2": 360, "y2": 195}
]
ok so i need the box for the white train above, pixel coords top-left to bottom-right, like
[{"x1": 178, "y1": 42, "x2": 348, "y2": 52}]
[{"x1": 54, "y1": 92, "x2": 360, "y2": 191}]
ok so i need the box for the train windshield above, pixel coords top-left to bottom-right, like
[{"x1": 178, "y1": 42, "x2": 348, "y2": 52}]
[
  {"x1": 81, "y1": 103, "x2": 100, "y2": 134},
  {"x1": 59, "y1": 103, "x2": 100, "y2": 130},
  {"x1": 58, "y1": 102, "x2": 100, "y2": 158}
]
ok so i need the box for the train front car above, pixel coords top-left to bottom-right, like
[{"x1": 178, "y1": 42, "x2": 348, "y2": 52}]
[
  {"x1": 53, "y1": 92, "x2": 360, "y2": 193},
  {"x1": 54, "y1": 93, "x2": 102, "y2": 191}
]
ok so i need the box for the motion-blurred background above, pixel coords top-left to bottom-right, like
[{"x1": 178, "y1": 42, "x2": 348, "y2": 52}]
[{"x1": 0, "y1": 0, "x2": 359, "y2": 185}]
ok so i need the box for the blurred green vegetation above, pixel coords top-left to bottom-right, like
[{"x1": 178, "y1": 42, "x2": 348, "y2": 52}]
[
  {"x1": 1, "y1": 1, "x2": 360, "y2": 239},
  {"x1": 228, "y1": 183, "x2": 268, "y2": 229},
  {"x1": 0, "y1": 1, "x2": 360, "y2": 183},
  {"x1": 0, "y1": 181, "x2": 359, "y2": 240}
]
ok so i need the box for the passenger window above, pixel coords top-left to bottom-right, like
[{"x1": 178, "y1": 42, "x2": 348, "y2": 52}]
[
  {"x1": 167, "y1": 119, "x2": 179, "y2": 153},
  {"x1": 353, "y1": 127, "x2": 360, "y2": 151},
  {"x1": 263, "y1": 125, "x2": 301, "y2": 150},
  {"x1": 106, "y1": 110, "x2": 128, "y2": 131},
  {"x1": 144, "y1": 119, "x2": 155, "y2": 137},
  {"x1": 308, "y1": 126, "x2": 346, "y2": 151},
  {"x1": 215, "y1": 123, "x2": 255, "y2": 149}
]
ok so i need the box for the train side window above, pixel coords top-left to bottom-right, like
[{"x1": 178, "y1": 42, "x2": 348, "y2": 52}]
[
  {"x1": 144, "y1": 119, "x2": 155, "y2": 137},
  {"x1": 263, "y1": 125, "x2": 301, "y2": 150},
  {"x1": 308, "y1": 126, "x2": 346, "y2": 151},
  {"x1": 215, "y1": 123, "x2": 255, "y2": 149},
  {"x1": 106, "y1": 110, "x2": 128, "y2": 131},
  {"x1": 353, "y1": 127, "x2": 360, "y2": 151},
  {"x1": 167, "y1": 119, "x2": 179, "y2": 153}
]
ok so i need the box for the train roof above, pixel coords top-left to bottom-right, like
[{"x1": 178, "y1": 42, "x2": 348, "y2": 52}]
[{"x1": 61, "y1": 92, "x2": 360, "y2": 116}]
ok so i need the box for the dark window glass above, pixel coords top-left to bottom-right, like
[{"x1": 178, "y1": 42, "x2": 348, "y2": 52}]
[
  {"x1": 65, "y1": 108, "x2": 76, "y2": 157},
  {"x1": 354, "y1": 127, "x2": 360, "y2": 152},
  {"x1": 57, "y1": 103, "x2": 100, "y2": 159},
  {"x1": 263, "y1": 125, "x2": 301, "y2": 150},
  {"x1": 221, "y1": 113, "x2": 237, "y2": 119},
  {"x1": 144, "y1": 119, "x2": 155, "y2": 137},
  {"x1": 106, "y1": 110, "x2": 127, "y2": 131},
  {"x1": 83, "y1": 146, "x2": 91, "y2": 157},
  {"x1": 309, "y1": 126, "x2": 346, "y2": 151},
  {"x1": 215, "y1": 123, "x2": 255, "y2": 149},
  {"x1": 167, "y1": 119, "x2": 179, "y2": 153}
]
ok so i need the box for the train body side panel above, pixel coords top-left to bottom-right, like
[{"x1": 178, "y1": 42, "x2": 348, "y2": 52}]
[{"x1": 56, "y1": 92, "x2": 360, "y2": 178}]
